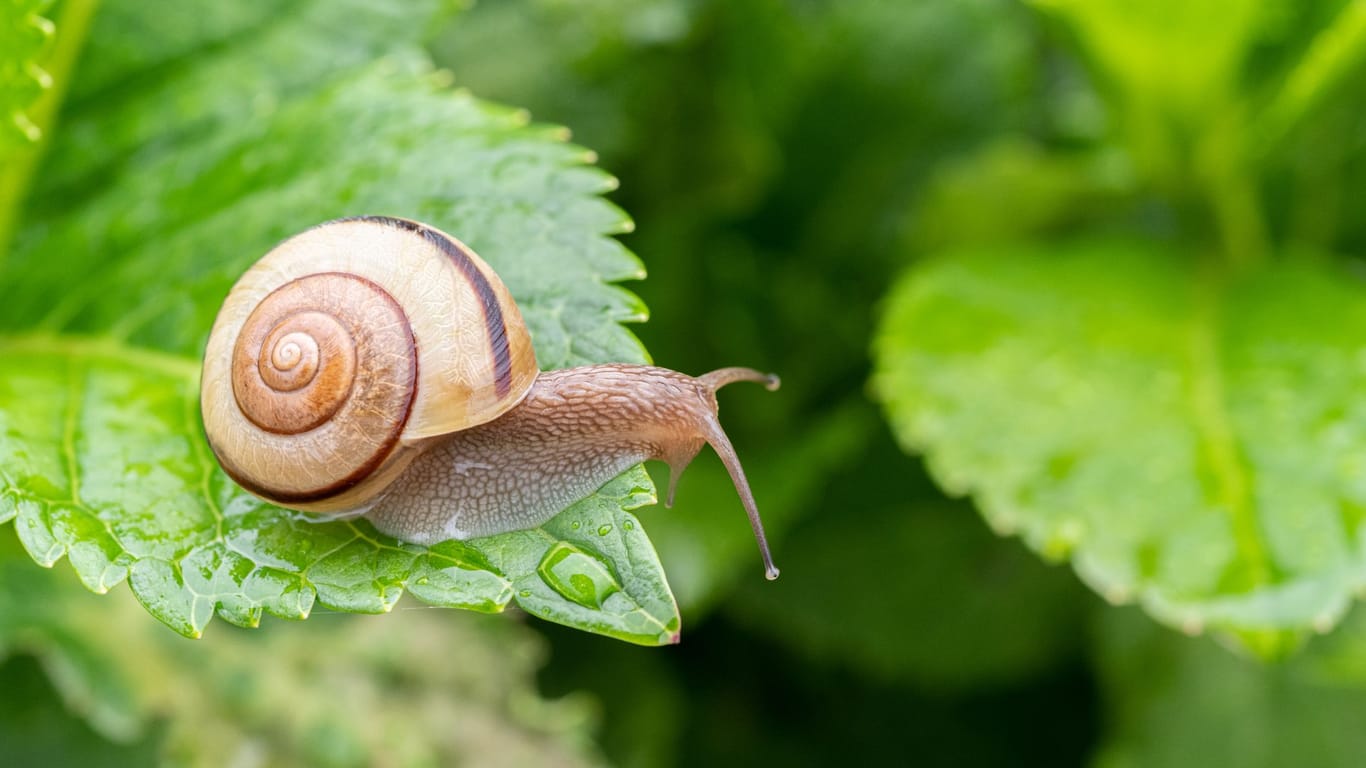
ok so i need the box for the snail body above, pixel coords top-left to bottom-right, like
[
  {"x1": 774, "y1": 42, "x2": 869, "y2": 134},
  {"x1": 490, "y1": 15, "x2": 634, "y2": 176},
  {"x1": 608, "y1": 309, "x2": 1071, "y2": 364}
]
[{"x1": 201, "y1": 216, "x2": 780, "y2": 579}]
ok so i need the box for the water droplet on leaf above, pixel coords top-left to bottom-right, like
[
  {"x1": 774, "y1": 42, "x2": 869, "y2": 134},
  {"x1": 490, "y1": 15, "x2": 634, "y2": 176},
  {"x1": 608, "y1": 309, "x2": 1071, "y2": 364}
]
[{"x1": 536, "y1": 542, "x2": 621, "y2": 609}]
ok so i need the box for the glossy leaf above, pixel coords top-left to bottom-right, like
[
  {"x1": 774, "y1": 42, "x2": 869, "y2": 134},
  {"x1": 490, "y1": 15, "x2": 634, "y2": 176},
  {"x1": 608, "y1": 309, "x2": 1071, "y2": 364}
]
[
  {"x1": 0, "y1": 0, "x2": 681, "y2": 644},
  {"x1": 874, "y1": 241, "x2": 1366, "y2": 656},
  {"x1": 0, "y1": 338, "x2": 676, "y2": 642}
]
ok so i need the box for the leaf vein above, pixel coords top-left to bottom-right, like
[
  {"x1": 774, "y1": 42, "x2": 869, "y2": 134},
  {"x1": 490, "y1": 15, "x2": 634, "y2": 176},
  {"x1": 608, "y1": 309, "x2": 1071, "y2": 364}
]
[
  {"x1": 1187, "y1": 272, "x2": 1277, "y2": 593},
  {"x1": 61, "y1": 354, "x2": 83, "y2": 508}
]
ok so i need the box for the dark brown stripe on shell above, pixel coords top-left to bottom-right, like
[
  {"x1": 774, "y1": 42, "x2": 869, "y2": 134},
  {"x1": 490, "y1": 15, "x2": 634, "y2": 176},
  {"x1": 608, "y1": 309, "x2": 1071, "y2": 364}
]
[{"x1": 348, "y1": 215, "x2": 515, "y2": 398}]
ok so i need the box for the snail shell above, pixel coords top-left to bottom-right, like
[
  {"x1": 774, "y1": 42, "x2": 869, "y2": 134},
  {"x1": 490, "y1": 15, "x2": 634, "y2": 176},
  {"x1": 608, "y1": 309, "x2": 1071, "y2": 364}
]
[{"x1": 200, "y1": 216, "x2": 537, "y2": 513}]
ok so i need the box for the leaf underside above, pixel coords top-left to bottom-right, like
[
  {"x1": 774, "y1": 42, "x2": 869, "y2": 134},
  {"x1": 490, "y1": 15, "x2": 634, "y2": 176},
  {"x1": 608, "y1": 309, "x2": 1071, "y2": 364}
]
[
  {"x1": 0, "y1": 0, "x2": 681, "y2": 644},
  {"x1": 874, "y1": 241, "x2": 1366, "y2": 657}
]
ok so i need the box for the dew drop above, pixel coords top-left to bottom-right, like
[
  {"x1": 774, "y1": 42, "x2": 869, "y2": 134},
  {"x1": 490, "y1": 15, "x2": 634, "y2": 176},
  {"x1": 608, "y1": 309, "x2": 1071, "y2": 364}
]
[
  {"x1": 623, "y1": 520, "x2": 635, "y2": 531},
  {"x1": 571, "y1": 521, "x2": 581, "y2": 530},
  {"x1": 598, "y1": 524, "x2": 613, "y2": 536},
  {"x1": 537, "y1": 542, "x2": 621, "y2": 609}
]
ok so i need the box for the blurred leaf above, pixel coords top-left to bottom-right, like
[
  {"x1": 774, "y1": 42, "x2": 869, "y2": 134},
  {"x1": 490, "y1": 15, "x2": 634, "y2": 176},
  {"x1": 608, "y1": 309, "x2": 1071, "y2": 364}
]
[
  {"x1": 0, "y1": 527, "x2": 605, "y2": 767},
  {"x1": 913, "y1": 138, "x2": 1135, "y2": 251},
  {"x1": 0, "y1": 0, "x2": 53, "y2": 147},
  {"x1": 874, "y1": 241, "x2": 1366, "y2": 657},
  {"x1": 0, "y1": 656, "x2": 158, "y2": 768},
  {"x1": 1094, "y1": 604, "x2": 1366, "y2": 768},
  {"x1": 430, "y1": 0, "x2": 698, "y2": 162},
  {"x1": 536, "y1": 621, "x2": 687, "y2": 768},
  {"x1": 0, "y1": 0, "x2": 682, "y2": 644},
  {"x1": 4, "y1": 0, "x2": 645, "y2": 364},
  {"x1": 0, "y1": 339, "x2": 675, "y2": 643}
]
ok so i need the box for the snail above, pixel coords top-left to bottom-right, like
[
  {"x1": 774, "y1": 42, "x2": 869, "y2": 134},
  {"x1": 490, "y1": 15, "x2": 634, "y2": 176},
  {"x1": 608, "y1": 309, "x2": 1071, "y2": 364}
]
[{"x1": 200, "y1": 216, "x2": 780, "y2": 579}]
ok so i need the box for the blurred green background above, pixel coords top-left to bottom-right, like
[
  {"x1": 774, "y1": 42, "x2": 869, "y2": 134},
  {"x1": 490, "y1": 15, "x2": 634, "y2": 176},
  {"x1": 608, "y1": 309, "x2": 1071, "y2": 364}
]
[
  {"x1": 431, "y1": 1, "x2": 1366, "y2": 765},
  {"x1": 13, "y1": 0, "x2": 1366, "y2": 765},
  {"x1": 430, "y1": 2, "x2": 1102, "y2": 763}
]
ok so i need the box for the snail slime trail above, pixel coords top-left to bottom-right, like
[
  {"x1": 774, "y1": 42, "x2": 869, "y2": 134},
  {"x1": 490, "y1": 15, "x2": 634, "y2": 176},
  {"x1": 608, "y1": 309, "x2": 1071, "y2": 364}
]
[{"x1": 200, "y1": 216, "x2": 781, "y2": 579}]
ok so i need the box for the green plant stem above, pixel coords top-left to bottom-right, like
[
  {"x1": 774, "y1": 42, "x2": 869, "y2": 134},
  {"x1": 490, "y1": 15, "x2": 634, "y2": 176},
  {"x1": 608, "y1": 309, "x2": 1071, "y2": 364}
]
[
  {"x1": 0, "y1": 0, "x2": 101, "y2": 265},
  {"x1": 1257, "y1": 0, "x2": 1366, "y2": 157},
  {"x1": 1208, "y1": 165, "x2": 1268, "y2": 272},
  {"x1": 1200, "y1": 108, "x2": 1268, "y2": 273}
]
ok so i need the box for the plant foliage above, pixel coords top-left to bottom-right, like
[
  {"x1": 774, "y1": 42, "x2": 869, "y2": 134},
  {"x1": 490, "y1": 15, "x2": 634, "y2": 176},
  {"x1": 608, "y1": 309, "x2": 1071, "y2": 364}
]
[
  {"x1": 0, "y1": 0, "x2": 680, "y2": 644},
  {"x1": 874, "y1": 0, "x2": 1366, "y2": 658}
]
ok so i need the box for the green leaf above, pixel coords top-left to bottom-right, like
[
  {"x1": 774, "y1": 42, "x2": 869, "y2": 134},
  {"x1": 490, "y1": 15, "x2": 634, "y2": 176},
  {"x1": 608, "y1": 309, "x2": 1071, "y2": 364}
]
[
  {"x1": 873, "y1": 241, "x2": 1366, "y2": 657},
  {"x1": 911, "y1": 138, "x2": 1135, "y2": 252},
  {"x1": 4, "y1": 10, "x2": 645, "y2": 364},
  {"x1": 0, "y1": 528, "x2": 605, "y2": 767},
  {"x1": 0, "y1": 0, "x2": 680, "y2": 644},
  {"x1": 1093, "y1": 605, "x2": 1366, "y2": 768},
  {"x1": 0, "y1": 337, "x2": 675, "y2": 643},
  {"x1": 0, "y1": 0, "x2": 53, "y2": 148}
]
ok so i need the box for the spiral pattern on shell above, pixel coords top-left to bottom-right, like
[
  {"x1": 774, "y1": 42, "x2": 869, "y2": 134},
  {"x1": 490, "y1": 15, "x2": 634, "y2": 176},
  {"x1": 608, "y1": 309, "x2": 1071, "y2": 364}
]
[
  {"x1": 200, "y1": 216, "x2": 538, "y2": 514},
  {"x1": 220, "y1": 272, "x2": 417, "y2": 502}
]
